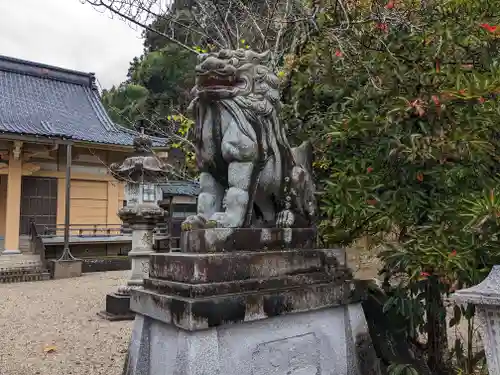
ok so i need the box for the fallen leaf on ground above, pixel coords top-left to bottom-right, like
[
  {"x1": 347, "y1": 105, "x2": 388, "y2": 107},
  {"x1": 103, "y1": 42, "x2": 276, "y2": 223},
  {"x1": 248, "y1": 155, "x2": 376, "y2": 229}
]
[{"x1": 44, "y1": 345, "x2": 57, "y2": 353}]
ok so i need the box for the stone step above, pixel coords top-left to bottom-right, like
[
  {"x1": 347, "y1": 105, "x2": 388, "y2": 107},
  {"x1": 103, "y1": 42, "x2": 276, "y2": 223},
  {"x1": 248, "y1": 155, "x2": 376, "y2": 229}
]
[
  {"x1": 0, "y1": 254, "x2": 41, "y2": 264},
  {"x1": 0, "y1": 236, "x2": 34, "y2": 254},
  {"x1": 0, "y1": 262, "x2": 42, "y2": 271},
  {"x1": 0, "y1": 253, "x2": 40, "y2": 260},
  {"x1": 0, "y1": 265, "x2": 50, "y2": 283},
  {"x1": 19, "y1": 236, "x2": 31, "y2": 251},
  {"x1": 0, "y1": 272, "x2": 50, "y2": 283},
  {"x1": 0, "y1": 257, "x2": 43, "y2": 272},
  {"x1": 0, "y1": 263, "x2": 43, "y2": 271}
]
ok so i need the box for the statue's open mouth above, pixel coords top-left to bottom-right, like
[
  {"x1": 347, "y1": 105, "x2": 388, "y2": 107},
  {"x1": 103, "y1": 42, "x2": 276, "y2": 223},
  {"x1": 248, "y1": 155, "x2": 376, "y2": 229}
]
[
  {"x1": 198, "y1": 73, "x2": 235, "y2": 89},
  {"x1": 194, "y1": 68, "x2": 250, "y2": 98}
]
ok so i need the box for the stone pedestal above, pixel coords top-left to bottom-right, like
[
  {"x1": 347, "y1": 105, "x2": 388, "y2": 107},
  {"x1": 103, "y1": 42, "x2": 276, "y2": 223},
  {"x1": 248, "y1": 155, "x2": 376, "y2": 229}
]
[
  {"x1": 127, "y1": 222, "x2": 156, "y2": 287},
  {"x1": 98, "y1": 293, "x2": 135, "y2": 321},
  {"x1": 123, "y1": 228, "x2": 381, "y2": 375},
  {"x1": 452, "y1": 266, "x2": 500, "y2": 375},
  {"x1": 99, "y1": 131, "x2": 168, "y2": 322},
  {"x1": 98, "y1": 203, "x2": 164, "y2": 321},
  {"x1": 49, "y1": 259, "x2": 82, "y2": 279}
]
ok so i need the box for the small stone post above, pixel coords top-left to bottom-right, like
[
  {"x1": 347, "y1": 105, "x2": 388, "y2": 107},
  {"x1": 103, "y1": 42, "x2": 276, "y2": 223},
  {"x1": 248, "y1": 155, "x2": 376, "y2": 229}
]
[
  {"x1": 452, "y1": 266, "x2": 500, "y2": 375},
  {"x1": 98, "y1": 132, "x2": 168, "y2": 321}
]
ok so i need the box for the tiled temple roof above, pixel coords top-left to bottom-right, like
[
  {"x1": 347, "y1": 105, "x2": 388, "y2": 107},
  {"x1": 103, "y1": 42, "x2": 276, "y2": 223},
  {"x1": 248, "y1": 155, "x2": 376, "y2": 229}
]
[{"x1": 0, "y1": 55, "x2": 166, "y2": 147}]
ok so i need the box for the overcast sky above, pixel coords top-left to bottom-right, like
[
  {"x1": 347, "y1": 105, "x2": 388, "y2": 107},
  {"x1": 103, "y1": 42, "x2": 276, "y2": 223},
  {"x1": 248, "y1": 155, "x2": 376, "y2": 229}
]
[{"x1": 0, "y1": 0, "x2": 144, "y2": 88}]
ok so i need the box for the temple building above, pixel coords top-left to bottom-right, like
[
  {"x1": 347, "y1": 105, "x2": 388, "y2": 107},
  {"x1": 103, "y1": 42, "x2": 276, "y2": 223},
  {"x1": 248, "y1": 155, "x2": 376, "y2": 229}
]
[{"x1": 0, "y1": 54, "x2": 166, "y2": 256}]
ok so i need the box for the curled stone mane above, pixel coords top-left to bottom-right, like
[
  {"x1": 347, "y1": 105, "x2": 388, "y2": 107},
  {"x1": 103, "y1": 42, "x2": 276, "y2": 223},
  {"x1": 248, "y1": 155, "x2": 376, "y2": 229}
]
[{"x1": 191, "y1": 48, "x2": 292, "y2": 163}]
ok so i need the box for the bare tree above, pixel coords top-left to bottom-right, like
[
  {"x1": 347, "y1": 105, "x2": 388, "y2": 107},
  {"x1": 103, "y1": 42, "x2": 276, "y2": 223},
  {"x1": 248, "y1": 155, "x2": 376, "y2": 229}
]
[
  {"x1": 82, "y1": 0, "x2": 397, "y2": 181},
  {"x1": 81, "y1": 0, "x2": 320, "y2": 68}
]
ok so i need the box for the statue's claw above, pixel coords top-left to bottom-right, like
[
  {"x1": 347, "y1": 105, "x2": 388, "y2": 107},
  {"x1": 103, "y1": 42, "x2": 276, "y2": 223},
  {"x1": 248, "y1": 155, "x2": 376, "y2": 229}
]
[
  {"x1": 206, "y1": 220, "x2": 217, "y2": 229},
  {"x1": 181, "y1": 215, "x2": 207, "y2": 231},
  {"x1": 208, "y1": 212, "x2": 232, "y2": 228}
]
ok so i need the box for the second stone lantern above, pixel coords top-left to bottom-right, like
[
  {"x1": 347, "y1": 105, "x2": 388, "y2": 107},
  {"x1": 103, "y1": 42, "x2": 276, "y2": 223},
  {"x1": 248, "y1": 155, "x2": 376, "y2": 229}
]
[{"x1": 98, "y1": 131, "x2": 168, "y2": 321}]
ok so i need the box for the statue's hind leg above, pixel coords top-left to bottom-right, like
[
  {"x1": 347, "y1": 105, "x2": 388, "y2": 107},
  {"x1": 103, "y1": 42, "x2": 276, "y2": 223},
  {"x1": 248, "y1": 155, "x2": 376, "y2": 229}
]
[
  {"x1": 182, "y1": 172, "x2": 224, "y2": 230},
  {"x1": 208, "y1": 162, "x2": 253, "y2": 228}
]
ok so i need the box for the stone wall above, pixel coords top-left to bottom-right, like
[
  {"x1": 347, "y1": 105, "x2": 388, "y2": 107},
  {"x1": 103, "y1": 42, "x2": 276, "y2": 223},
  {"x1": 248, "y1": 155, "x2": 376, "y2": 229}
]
[
  {"x1": 81, "y1": 257, "x2": 130, "y2": 273},
  {"x1": 44, "y1": 242, "x2": 131, "y2": 259},
  {"x1": 347, "y1": 246, "x2": 382, "y2": 281}
]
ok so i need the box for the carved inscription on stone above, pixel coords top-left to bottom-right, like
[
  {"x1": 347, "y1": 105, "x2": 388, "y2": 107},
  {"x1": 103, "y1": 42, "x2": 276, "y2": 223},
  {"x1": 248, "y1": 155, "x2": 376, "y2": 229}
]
[
  {"x1": 252, "y1": 333, "x2": 320, "y2": 375},
  {"x1": 141, "y1": 260, "x2": 150, "y2": 274},
  {"x1": 125, "y1": 183, "x2": 140, "y2": 205},
  {"x1": 141, "y1": 231, "x2": 153, "y2": 246}
]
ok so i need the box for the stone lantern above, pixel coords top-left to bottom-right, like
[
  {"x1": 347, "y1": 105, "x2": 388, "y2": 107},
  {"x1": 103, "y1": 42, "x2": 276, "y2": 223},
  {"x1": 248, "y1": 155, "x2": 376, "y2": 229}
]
[
  {"x1": 452, "y1": 266, "x2": 500, "y2": 375},
  {"x1": 98, "y1": 131, "x2": 168, "y2": 321}
]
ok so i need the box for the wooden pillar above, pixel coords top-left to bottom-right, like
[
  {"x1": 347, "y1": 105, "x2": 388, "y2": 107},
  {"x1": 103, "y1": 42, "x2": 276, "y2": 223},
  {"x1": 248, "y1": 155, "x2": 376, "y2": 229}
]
[
  {"x1": 59, "y1": 143, "x2": 74, "y2": 259},
  {"x1": 0, "y1": 175, "x2": 8, "y2": 237},
  {"x1": 3, "y1": 157, "x2": 22, "y2": 254},
  {"x1": 56, "y1": 178, "x2": 66, "y2": 228},
  {"x1": 107, "y1": 181, "x2": 120, "y2": 225}
]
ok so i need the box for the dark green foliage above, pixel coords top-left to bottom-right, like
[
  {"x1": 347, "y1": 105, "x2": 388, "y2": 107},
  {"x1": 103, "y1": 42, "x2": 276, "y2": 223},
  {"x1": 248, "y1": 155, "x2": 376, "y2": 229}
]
[
  {"x1": 102, "y1": 19, "x2": 196, "y2": 131},
  {"x1": 287, "y1": 0, "x2": 500, "y2": 278},
  {"x1": 362, "y1": 282, "x2": 431, "y2": 375},
  {"x1": 282, "y1": 0, "x2": 500, "y2": 373},
  {"x1": 101, "y1": 84, "x2": 149, "y2": 126}
]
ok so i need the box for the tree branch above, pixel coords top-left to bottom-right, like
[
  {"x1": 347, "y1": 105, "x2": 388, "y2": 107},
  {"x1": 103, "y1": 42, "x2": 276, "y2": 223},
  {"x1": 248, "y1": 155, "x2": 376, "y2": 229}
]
[{"x1": 85, "y1": 0, "x2": 200, "y2": 54}]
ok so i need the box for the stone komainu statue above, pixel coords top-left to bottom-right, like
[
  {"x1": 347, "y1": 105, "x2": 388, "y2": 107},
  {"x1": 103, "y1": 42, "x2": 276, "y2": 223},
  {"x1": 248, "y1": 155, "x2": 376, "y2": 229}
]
[{"x1": 182, "y1": 49, "x2": 316, "y2": 230}]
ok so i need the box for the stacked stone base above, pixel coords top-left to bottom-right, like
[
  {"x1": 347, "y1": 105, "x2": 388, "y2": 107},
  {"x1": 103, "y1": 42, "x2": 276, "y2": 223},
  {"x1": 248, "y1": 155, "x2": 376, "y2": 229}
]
[
  {"x1": 126, "y1": 303, "x2": 377, "y2": 375},
  {"x1": 122, "y1": 228, "x2": 381, "y2": 375}
]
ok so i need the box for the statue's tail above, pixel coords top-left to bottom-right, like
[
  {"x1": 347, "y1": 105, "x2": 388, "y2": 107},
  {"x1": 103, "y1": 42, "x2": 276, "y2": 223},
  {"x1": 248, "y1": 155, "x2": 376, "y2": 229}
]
[
  {"x1": 291, "y1": 141, "x2": 313, "y2": 172},
  {"x1": 290, "y1": 141, "x2": 316, "y2": 224}
]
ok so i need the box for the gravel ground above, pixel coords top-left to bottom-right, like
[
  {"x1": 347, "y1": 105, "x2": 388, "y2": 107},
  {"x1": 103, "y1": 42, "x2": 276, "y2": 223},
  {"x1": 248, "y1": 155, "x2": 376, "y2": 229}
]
[
  {"x1": 0, "y1": 271, "x2": 133, "y2": 375},
  {"x1": 0, "y1": 268, "x2": 484, "y2": 375}
]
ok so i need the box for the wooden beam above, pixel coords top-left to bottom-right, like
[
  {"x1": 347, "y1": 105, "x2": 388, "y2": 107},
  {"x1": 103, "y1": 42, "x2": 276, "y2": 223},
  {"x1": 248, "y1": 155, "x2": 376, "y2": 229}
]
[{"x1": 0, "y1": 133, "x2": 71, "y2": 145}]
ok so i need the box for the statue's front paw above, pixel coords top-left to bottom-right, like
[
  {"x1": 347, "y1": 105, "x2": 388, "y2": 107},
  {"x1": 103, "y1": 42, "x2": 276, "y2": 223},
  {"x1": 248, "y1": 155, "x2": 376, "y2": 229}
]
[
  {"x1": 181, "y1": 215, "x2": 207, "y2": 231},
  {"x1": 208, "y1": 212, "x2": 233, "y2": 228},
  {"x1": 276, "y1": 209, "x2": 295, "y2": 228}
]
